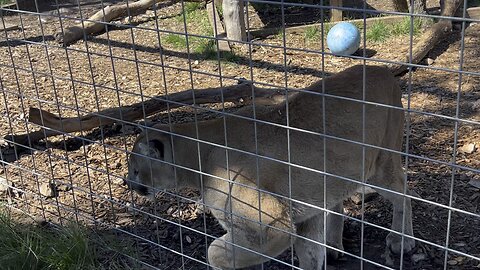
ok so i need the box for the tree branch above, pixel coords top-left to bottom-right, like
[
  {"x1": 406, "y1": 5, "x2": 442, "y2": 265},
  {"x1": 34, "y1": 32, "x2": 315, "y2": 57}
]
[
  {"x1": 7, "y1": 82, "x2": 289, "y2": 145},
  {"x1": 390, "y1": 0, "x2": 463, "y2": 76},
  {"x1": 55, "y1": 0, "x2": 202, "y2": 45}
]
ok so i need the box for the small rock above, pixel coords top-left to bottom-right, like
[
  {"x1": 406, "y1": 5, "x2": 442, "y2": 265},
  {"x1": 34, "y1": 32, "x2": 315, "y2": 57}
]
[
  {"x1": 0, "y1": 176, "x2": 9, "y2": 192},
  {"x1": 39, "y1": 182, "x2": 56, "y2": 198},
  {"x1": 412, "y1": 253, "x2": 427, "y2": 263},
  {"x1": 469, "y1": 179, "x2": 480, "y2": 189},
  {"x1": 426, "y1": 58, "x2": 435, "y2": 65},
  {"x1": 458, "y1": 143, "x2": 476, "y2": 154},
  {"x1": 350, "y1": 187, "x2": 377, "y2": 205},
  {"x1": 194, "y1": 60, "x2": 199, "y2": 65}
]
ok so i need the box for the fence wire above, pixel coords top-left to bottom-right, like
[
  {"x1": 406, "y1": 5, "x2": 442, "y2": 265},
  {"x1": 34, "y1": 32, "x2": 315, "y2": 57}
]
[{"x1": 1, "y1": 0, "x2": 479, "y2": 269}]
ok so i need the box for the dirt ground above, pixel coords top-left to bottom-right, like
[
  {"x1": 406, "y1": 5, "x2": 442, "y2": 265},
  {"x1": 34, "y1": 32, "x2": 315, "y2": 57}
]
[{"x1": 1, "y1": 0, "x2": 479, "y2": 269}]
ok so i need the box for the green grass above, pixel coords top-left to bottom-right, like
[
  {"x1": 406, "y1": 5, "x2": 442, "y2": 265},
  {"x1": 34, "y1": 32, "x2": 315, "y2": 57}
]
[
  {"x1": 183, "y1": 2, "x2": 204, "y2": 13},
  {"x1": 366, "y1": 20, "x2": 390, "y2": 42},
  {"x1": 366, "y1": 17, "x2": 425, "y2": 42},
  {"x1": 391, "y1": 17, "x2": 427, "y2": 36},
  {"x1": 0, "y1": 0, "x2": 14, "y2": 5},
  {"x1": 303, "y1": 23, "x2": 334, "y2": 43},
  {"x1": 289, "y1": 16, "x2": 425, "y2": 45},
  {"x1": 301, "y1": 16, "x2": 426, "y2": 44},
  {"x1": 304, "y1": 26, "x2": 320, "y2": 42},
  {"x1": 164, "y1": 2, "x2": 239, "y2": 62},
  {"x1": 164, "y1": 34, "x2": 188, "y2": 49},
  {"x1": 175, "y1": 2, "x2": 211, "y2": 35},
  {"x1": 0, "y1": 209, "x2": 133, "y2": 270}
]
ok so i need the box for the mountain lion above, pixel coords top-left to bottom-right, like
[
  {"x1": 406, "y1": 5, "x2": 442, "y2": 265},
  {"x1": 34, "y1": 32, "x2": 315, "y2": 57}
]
[{"x1": 126, "y1": 65, "x2": 415, "y2": 269}]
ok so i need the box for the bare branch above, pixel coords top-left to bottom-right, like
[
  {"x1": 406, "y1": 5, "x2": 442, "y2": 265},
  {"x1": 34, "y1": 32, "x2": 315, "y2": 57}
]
[
  {"x1": 55, "y1": 0, "x2": 203, "y2": 45},
  {"x1": 8, "y1": 82, "x2": 289, "y2": 145}
]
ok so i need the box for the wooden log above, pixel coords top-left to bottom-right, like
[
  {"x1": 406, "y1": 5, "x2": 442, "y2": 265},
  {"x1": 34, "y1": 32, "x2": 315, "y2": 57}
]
[
  {"x1": 8, "y1": 82, "x2": 289, "y2": 145},
  {"x1": 330, "y1": 0, "x2": 343, "y2": 22},
  {"x1": 467, "y1": 7, "x2": 480, "y2": 20},
  {"x1": 56, "y1": 0, "x2": 160, "y2": 45},
  {"x1": 390, "y1": 0, "x2": 463, "y2": 76},
  {"x1": 222, "y1": 0, "x2": 246, "y2": 41},
  {"x1": 55, "y1": 0, "x2": 203, "y2": 45},
  {"x1": 206, "y1": 1, "x2": 231, "y2": 52}
]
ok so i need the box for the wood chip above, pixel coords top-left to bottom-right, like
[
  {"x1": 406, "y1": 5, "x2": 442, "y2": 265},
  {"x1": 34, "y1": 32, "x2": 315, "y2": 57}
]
[
  {"x1": 447, "y1": 260, "x2": 458, "y2": 266},
  {"x1": 39, "y1": 182, "x2": 56, "y2": 198}
]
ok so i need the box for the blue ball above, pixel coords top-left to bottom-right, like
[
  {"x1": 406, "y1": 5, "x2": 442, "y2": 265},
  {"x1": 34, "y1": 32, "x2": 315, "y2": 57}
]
[{"x1": 327, "y1": 22, "x2": 361, "y2": 55}]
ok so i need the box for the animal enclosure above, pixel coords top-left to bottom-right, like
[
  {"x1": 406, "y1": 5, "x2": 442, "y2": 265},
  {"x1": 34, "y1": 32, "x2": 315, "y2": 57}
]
[{"x1": 0, "y1": 0, "x2": 479, "y2": 269}]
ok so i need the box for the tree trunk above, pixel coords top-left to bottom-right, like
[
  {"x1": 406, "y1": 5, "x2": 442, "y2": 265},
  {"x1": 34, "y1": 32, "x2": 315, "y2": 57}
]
[
  {"x1": 222, "y1": 0, "x2": 247, "y2": 41},
  {"x1": 206, "y1": 1, "x2": 231, "y2": 51},
  {"x1": 410, "y1": 0, "x2": 427, "y2": 14},
  {"x1": 330, "y1": 0, "x2": 343, "y2": 21},
  {"x1": 391, "y1": 0, "x2": 409, "y2": 12}
]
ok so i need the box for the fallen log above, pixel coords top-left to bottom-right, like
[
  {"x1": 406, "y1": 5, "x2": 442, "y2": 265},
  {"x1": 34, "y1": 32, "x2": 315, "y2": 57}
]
[
  {"x1": 390, "y1": 0, "x2": 463, "y2": 76},
  {"x1": 56, "y1": 0, "x2": 161, "y2": 45},
  {"x1": 7, "y1": 81, "x2": 290, "y2": 145},
  {"x1": 55, "y1": 0, "x2": 204, "y2": 45}
]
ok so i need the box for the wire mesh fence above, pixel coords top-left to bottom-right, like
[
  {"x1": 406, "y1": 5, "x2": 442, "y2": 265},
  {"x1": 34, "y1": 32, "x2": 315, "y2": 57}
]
[{"x1": 0, "y1": 0, "x2": 479, "y2": 269}]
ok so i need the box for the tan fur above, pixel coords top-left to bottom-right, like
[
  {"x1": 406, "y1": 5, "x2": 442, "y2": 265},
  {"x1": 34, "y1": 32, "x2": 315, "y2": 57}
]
[{"x1": 127, "y1": 65, "x2": 415, "y2": 269}]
